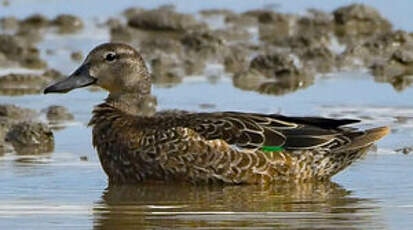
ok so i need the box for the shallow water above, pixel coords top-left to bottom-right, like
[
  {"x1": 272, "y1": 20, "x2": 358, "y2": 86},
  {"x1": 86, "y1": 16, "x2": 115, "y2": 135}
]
[{"x1": 1, "y1": 1, "x2": 413, "y2": 229}]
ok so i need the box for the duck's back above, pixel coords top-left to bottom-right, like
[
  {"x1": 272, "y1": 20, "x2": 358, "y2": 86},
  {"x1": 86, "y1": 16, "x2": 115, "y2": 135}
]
[{"x1": 89, "y1": 103, "x2": 389, "y2": 184}]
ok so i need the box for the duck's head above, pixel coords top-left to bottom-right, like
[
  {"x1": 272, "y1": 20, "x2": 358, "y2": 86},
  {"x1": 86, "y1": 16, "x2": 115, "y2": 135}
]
[{"x1": 44, "y1": 43, "x2": 151, "y2": 95}]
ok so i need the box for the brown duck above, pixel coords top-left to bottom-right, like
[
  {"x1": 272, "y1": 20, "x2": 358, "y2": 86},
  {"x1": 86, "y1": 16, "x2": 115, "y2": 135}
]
[{"x1": 44, "y1": 43, "x2": 389, "y2": 185}]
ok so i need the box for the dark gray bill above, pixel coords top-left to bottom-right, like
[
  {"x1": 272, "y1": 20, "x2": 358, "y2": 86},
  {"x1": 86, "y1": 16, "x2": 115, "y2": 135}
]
[{"x1": 44, "y1": 64, "x2": 96, "y2": 94}]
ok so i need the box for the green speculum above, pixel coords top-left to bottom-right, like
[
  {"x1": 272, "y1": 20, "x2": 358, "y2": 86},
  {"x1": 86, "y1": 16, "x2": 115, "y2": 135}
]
[{"x1": 260, "y1": 146, "x2": 284, "y2": 152}]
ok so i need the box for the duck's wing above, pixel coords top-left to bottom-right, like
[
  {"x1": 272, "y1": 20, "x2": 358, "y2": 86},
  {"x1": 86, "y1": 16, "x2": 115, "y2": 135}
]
[{"x1": 158, "y1": 112, "x2": 361, "y2": 151}]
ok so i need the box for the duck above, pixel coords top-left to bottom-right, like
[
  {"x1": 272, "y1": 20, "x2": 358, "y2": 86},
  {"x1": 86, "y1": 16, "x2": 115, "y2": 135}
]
[{"x1": 44, "y1": 43, "x2": 389, "y2": 185}]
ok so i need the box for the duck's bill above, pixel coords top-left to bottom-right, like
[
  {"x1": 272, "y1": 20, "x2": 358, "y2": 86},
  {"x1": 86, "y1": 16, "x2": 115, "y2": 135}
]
[{"x1": 44, "y1": 64, "x2": 96, "y2": 94}]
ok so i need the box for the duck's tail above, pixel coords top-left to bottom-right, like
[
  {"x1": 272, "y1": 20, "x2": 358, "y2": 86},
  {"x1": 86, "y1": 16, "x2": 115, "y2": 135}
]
[
  {"x1": 318, "y1": 126, "x2": 390, "y2": 180},
  {"x1": 340, "y1": 126, "x2": 390, "y2": 152}
]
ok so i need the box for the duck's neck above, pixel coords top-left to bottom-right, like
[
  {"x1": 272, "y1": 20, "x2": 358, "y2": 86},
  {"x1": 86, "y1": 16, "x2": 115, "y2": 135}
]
[{"x1": 105, "y1": 92, "x2": 156, "y2": 116}]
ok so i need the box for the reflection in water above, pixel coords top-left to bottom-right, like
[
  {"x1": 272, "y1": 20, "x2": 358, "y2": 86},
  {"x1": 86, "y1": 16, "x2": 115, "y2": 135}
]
[
  {"x1": 93, "y1": 182, "x2": 384, "y2": 229},
  {"x1": 233, "y1": 71, "x2": 315, "y2": 96}
]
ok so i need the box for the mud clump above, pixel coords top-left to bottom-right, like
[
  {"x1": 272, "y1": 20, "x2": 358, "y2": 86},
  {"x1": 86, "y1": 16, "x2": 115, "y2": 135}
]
[
  {"x1": 0, "y1": 104, "x2": 37, "y2": 120},
  {"x1": 250, "y1": 53, "x2": 302, "y2": 78},
  {"x1": 338, "y1": 30, "x2": 413, "y2": 69},
  {"x1": 0, "y1": 69, "x2": 64, "y2": 96},
  {"x1": 44, "y1": 105, "x2": 74, "y2": 122},
  {"x1": 0, "y1": 34, "x2": 47, "y2": 69},
  {"x1": 181, "y1": 31, "x2": 229, "y2": 62},
  {"x1": 233, "y1": 52, "x2": 314, "y2": 95},
  {"x1": 333, "y1": 4, "x2": 392, "y2": 44},
  {"x1": 0, "y1": 16, "x2": 19, "y2": 30},
  {"x1": 371, "y1": 46, "x2": 413, "y2": 91},
  {"x1": 52, "y1": 14, "x2": 84, "y2": 33},
  {"x1": 128, "y1": 9, "x2": 205, "y2": 32},
  {"x1": 5, "y1": 122, "x2": 54, "y2": 155},
  {"x1": 20, "y1": 14, "x2": 49, "y2": 29},
  {"x1": 0, "y1": 104, "x2": 55, "y2": 155},
  {"x1": 71, "y1": 51, "x2": 83, "y2": 61}
]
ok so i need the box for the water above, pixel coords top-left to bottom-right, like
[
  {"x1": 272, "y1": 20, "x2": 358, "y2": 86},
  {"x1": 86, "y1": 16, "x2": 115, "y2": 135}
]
[{"x1": 1, "y1": 1, "x2": 413, "y2": 229}]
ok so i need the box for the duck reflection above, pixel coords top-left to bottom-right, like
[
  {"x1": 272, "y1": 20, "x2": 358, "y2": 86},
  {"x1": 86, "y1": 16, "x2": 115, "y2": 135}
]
[{"x1": 93, "y1": 181, "x2": 384, "y2": 229}]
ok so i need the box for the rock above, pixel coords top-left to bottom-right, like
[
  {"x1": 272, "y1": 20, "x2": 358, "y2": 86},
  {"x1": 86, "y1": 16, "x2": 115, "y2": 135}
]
[
  {"x1": 71, "y1": 51, "x2": 83, "y2": 61},
  {"x1": 110, "y1": 25, "x2": 134, "y2": 42},
  {"x1": 371, "y1": 46, "x2": 413, "y2": 91},
  {"x1": 181, "y1": 31, "x2": 229, "y2": 61},
  {"x1": 43, "y1": 105, "x2": 74, "y2": 122},
  {"x1": 0, "y1": 68, "x2": 64, "y2": 95},
  {"x1": 257, "y1": 13, "x2": 296, "y2": 43},
  {"x1": 250, "y1": 52, "x2": 302, "y2": 78},
  {"x1": 0, "y1": 16, "x2": 19, "y2": 30},
  {"x1": 200, "y1": 9, "x2": 235, "y2": 17},
  {"x1": 225, "y1": 14, "x2": 258, "y2": 27},
  {"x1": 338, "y1": 31, "x2": 413, "y2": 69},
  {"x1": 20, "y1": 14, "x2": 49, "y2": 28},
  {"x1": 52, "y1": 14, "x2": 84, "y2": 33},
  {"x1": 80, "y1": 156, "x2": 88, "y2": 161},
  {"x1": 0, "y1": 117, "x2": 15, "y2": 155},
  {"x1": 396, "y1": 147, "x2": 413, "y2": 155},
  {"x1": 333, "y1": 4, "x2": 392, "y2": 42},
  {"x1": 123, "y1": 7, "x2": 145, "y2": 20},
  {"x1": 0, "y1": 104, "x2": 37, "y2": 120},
  {"x1": 233, "y1": 69, "x2": 314, "y2": 96},
  {"x1": 298, "y1": 45, "x2": 336, "y2": 73},
  {"x1": 224, "y1": 45, "x2": 250, "y2": 73},
  {"x1": 140, "y1": 35, "x2": 183, "y2": 58},
  {"x1": 5, "y1": 122, "x2": 54, "y2": 154},
  {"x1": 150, "y1": 54, "x2": 183, "y2": 85},
  {"x1": 128, "y1": 9, "x2": 205, "y2": 31},
  {"x1": 0, "y1": 34, "x2": 47, "y2": 69}
]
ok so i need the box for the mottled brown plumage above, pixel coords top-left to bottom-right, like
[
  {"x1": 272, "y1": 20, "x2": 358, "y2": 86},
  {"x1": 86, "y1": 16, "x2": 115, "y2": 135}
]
[{"x1": 45, "y1": 43, "x2": 390, "y2": 185}]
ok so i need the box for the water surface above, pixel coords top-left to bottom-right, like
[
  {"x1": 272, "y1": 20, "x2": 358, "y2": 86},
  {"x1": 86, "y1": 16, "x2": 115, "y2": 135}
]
[{"x1": 1, "y1": 1, "x2": 413, "y2": 229}]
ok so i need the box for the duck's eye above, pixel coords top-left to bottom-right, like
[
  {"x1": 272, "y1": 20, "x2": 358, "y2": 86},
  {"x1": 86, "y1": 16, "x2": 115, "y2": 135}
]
[{"x1": 104, "y1": 52, "x2": 117, "y2": 62}]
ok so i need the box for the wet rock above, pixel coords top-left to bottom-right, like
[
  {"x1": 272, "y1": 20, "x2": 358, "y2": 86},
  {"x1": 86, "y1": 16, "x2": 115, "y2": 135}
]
[
  {"x1": 200, "y1": 9, "x2": 235, "y2": 17},
  {"x1": 296, "y1": 10, "x2": 334, "y2": 39},
  {"x1": 123, "y1": 7, "x2": 145, "y2": 20},
  {"x1": 5, "y1": 122, "x2": 54, "y2": 155},
  {"x1": 0, "y1": 104, "x2": 37, "y2": 120},
  {"x1": 233, "y1": 69, "x2": 313, "y2": 96},
  {"x1": 333, "y1": 4, "x2": 392, "y2": 42},
  {"x1": 128, "y1": 9, "x2": 205, "y2": 32},
  {"x1": 233, "y1": 69, "x2": 266, "y2": 91},
  {"x1": 396, "y1": 147, "x2": 413, "y2": 155},
  {"x1": 105, "y1": 18, "x2": 122, "y2": 28},
  {"x1": 52, "y1": 14, "x2": 84, "y2": 33},
  {"x1": 213, "y1": 26, "x2": 251, "y2": 42},
  {"x1": 0, "y1": 117, "x2": 15, "y2": 155},
  {"x1": 110, "y1": 24, "x2": 134, "y2": 42},
  {"x1": 371, "y1": 46, "x2": 413, "y2": 91},
  {"x1": 225, "y1": 14, "x2": 258, "y2": 27},
  {"x1": 0, "y1": 16, "x2": 19, "y2": 30},
  {"x1": 80, "y1": 156, "x2": 88, "y2": 161},
  {"x1": 71, "y1": 51, "x2": 83, "y2": 61},
  {"x1": 0, "y1": 34, "x2": 47, "y2": 69},
  {"x1": 0, "y1": 69, "x2": 64, "y2": 95},
  {"x1": 20, "y1": 14, "x2": 49, "y2": 29},
  {"x1": 338, "y1": 31, "x2": 413, "y2": 69},
  {"x1": 242, "y1": 10, "x2": 277, "y2": 24},
  {"x1": 250, "y1": 52, "x2": 302, "y2": 78},
  {"x1": 258, "y1": 13, "x2": 297, "y2": 43},
  {"x1": 43, "y1": 105, "x2": 74, "y2": 122},
  {"x1": 150, "y1": 54, "x2": 183, "y2": 85},
  {"x1": 140, "y1": 35, "x2": 183, "y2": 58},
  {"x1": 298, "y1": 45, "x2": 336, "y2": 73},
  {"x1": 224, "y1": 45, "x2": 250, "y2": 73},
  {"x1": 181, "y1": 31, "x2": 229, "y2": 61}
]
